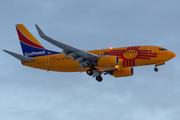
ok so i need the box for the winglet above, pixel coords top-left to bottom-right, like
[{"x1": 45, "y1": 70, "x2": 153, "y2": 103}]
[
  {"x1": 35, "y1": 24, "x2": 49, "y2": 40},
  {"x1": 35, "y1": 24, "x2": 66, "y2": 49},
  {"x1": 3, "y1": 50, "x2": 35, "y2": 62}
]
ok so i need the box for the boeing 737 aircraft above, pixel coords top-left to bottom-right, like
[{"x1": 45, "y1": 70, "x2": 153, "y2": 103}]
[{"x1": 3, "y1": 24, "x2": 176, "y2": 82}]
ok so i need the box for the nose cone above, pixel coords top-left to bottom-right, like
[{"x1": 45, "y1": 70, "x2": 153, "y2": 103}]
[{"x1": 168, "y1": 51, "x2": 176, "y2": 59}]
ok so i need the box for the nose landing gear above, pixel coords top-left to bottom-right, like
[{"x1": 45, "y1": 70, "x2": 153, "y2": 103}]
[
  {"x1": 154, "y1": 66, "x2": 158, "y2": 72},
  {"x1": 154, "y1": 62, "x2": 165, "y2": 72}
]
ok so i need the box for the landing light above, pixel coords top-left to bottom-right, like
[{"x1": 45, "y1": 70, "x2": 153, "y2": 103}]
[{"x1": 115, "y1": 65, "x2": 119, "y2": 69}]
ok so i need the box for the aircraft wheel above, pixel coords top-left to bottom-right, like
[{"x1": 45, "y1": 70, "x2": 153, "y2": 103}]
[
  {"x1": 96, "y1": 76, "x2": 103, "y2": 82},
  {"x1": 154, "y1": 68, "x2": 158, "y2": 72},
  {"x1": 87, "y1": 69, "x2": 93, "y2": 76}
]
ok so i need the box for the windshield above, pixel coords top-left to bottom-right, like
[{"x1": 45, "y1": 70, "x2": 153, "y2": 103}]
[{"x1": 159, "y1": 48, "x2": 168, "y2": 51}]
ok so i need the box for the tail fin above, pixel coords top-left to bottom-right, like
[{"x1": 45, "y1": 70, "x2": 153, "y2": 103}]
[{"x1": 16, "y1": 24, "x2": 60, "y2": 57}]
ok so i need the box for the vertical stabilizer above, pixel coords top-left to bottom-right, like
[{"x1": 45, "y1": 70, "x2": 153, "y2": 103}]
[{"x1": 16, "y1": 24, "x2": 60, "y2": 57}]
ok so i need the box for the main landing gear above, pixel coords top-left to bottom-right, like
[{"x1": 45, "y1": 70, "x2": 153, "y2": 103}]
[
  {"x1": 87, "y1": 69, "x2": 93, "y2": 76},
  {"x1": 86, "y1": 69, "x2": 103, "y2": 82},
  {"x1": 86, "y1": 63, "x2": 103, "y2": 82},
  {"x1": 87, "y1": 63, "x2": 97, "y2": 76},
  {"x1": 96, "y1": 75, "x2": 103, "y2": 82}
]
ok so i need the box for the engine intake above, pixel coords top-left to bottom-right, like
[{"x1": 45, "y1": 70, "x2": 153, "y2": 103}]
[{"x1": 98, "y1": 56, "x2": 119, "y2": 67}]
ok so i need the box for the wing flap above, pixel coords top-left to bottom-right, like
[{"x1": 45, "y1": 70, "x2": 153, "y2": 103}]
[{"x1": 3, "y1": 50, "x2": 35, "y2": 62}]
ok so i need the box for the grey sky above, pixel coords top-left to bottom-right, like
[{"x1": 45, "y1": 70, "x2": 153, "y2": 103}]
[{"x1": 0, "y1": 0, "x2": 180, "y2": 120}]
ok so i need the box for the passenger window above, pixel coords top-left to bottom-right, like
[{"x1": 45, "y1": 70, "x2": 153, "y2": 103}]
[{"x1": 132, "y1": 51, "x2": 134, "y2": 53}]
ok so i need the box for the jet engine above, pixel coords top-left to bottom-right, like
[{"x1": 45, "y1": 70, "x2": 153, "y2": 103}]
[
  {"x1": 112, "y1": 67, "x2": 134, "y2": 77},
  {"x1": 98, "y1": 56, "x2": 119, "y2": 67}
]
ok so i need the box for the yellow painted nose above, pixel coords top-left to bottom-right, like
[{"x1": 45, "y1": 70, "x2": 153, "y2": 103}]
[{"x1": 169, "y1": 51, "x2": 176, "y2": 59}]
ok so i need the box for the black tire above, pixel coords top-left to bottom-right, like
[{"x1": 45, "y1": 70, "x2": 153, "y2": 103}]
[
  {"x1": 96, "y1": 76, "x2": 103, "y2": 82},
  {"x1": 154, "y1": 68, "x2": 158, "y2": 72},
  {"x1": 87, "y1": 69, "x2": 93, "y2": 76}
]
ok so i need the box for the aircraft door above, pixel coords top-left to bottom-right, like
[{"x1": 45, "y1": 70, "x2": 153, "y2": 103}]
[
  {"x1": 45, "y1": 57, "x2": 50, "y2": 66},
  {"x1": 148, "y1": 47, "x2": 153, "y2": 55}
]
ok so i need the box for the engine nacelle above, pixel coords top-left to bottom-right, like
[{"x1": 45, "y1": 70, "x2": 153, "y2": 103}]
[
  {"x1": 112, "y1": 67, "x2": 134, "y2": 77},
  {"x1": 98, "y1": 56, "x2": 119, "y2": 67}
]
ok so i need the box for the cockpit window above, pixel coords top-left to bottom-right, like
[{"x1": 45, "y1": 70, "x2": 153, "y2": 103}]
[{"x1": 159, "y1": 48, "x2": 167, "y2": 51}]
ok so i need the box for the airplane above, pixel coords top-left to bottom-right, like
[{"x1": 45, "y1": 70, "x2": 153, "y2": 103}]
[{"x1": 3, "y1": 24, "x2": 176, "y2": 82}]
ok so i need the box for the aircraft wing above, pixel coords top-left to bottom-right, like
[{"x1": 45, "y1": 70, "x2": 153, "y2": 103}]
[
  {"x1": 3, "y1": 50, "x2": 35, "y2": 62},
  {"x1": 35, "y1": 25, "x2": 99, "y2": 68}
]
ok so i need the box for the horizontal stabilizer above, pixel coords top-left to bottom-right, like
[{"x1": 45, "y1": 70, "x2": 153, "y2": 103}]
[{"x1": 3, "y1": 50, "x2": 35, "y2": 62}]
